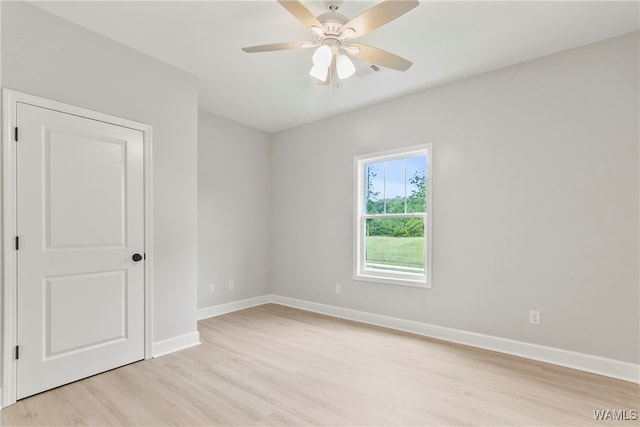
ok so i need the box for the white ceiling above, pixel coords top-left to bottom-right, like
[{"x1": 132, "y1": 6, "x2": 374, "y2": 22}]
[{"x1": 31, "y1": 1, "x2": 639, "y2": 133}]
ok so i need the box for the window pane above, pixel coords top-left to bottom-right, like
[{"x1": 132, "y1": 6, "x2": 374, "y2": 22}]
[
  {"x1": 365, "y1": 217, "x2": 424, "y2": 274},
  {"x1": 365, "y1": 162, "x2": 384, "y2": 214},
  {"x1": 385, "y1": 159, "x2": 405, "y2": 214},
  {"x1": 406, "y1": 155, "x2": 427, "y2": 214}
]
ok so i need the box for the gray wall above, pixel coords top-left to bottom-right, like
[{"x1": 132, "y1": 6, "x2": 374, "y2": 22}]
[
  {"x1": 270, "y1": 32, "x2": 639, "y2": 363},
  {"x1": 1, "y1": 2, "x2": 199, "y2": 343},
  {"x1": 198, "y1": 110, "x2": 271, "y2": 308}
]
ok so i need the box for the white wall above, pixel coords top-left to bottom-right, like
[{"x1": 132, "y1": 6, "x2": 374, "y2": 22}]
[
  {"x1": 1, "y1": 2, "x2": 199, "y2": 344},
  {"x1": 198, "y1": 110, "x2": 271, "y2": 308},
  {"x1": 271, "y1": 32, "x2": 639, "y2": 364}
]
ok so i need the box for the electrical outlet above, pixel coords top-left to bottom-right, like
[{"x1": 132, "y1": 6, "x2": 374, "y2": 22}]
[
  {"x1": 229, "y1": 281, "x2": 234, "y2": 290},
  {"x1": 529, "y1": 310, "x2": 541, "y2": 325},
  {"x1": 335, "y1": 284, "x2": 341, "y2": 294},
  {"x1": 209, "y1": 283, "x2": 215, "y2": 293}
]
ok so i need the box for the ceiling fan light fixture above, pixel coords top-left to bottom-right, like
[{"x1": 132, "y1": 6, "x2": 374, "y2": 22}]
[
  {"x1": 336, "y1": 54, "x2": 356, "y2": 79},
  {"x1": 241, "y1": 0, "x2": 418, "y2": 86},
  {"x1": 312, "y1": 44, "x2": 333, "y2": 68},
  {"x1": 309, "y1": 63, "x2": 329, "y2": 81}
]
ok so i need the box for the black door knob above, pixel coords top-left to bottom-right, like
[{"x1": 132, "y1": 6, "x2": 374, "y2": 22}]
[{"x1": 132, "y1": 253, "x2": 143, "y2": 262}]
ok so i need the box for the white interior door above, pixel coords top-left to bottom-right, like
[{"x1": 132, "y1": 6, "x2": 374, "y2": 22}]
[{"x1": 16, "y1": 102, "x2": 145, "y2": 400}]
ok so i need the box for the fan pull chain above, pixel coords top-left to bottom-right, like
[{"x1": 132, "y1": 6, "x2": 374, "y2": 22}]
[{"x1": 329, "y1": 65, "x2": 333, "y2": 95}]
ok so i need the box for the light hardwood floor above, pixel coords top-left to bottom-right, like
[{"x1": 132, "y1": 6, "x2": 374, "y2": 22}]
[{"x1": 2, "y1": 304, "x2": 638, "y2": 426}]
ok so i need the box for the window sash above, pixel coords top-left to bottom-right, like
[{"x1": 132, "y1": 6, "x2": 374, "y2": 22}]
[
  {"x1": 359, "y1": 214, "x2": 428, "y2": 270},
  {"x1": 362, "y1": 212, "x2": 425, "y2": 220},
  {"x1": 364, "y1": 154, "x2": 427, "y2": 216}
]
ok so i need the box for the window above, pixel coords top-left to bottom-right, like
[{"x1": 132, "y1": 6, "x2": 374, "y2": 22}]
[{"x1": 354, "y1": 144, "x2": 432, "y2": 287}]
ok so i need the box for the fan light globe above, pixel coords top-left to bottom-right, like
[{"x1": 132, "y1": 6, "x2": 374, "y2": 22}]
[
  {"x1": 336, "y1": 54, "x2": 356, "y2": 79},
  {"x1": 309, "y1": 63, "x2": 329, "y2": 81},
  {"x1": 312, "y1": 45, "x2": 332, "y2": 68}
]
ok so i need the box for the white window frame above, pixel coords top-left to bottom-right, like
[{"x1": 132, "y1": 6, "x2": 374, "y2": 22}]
[{"x1": 354, "y1": 144, "x2": 432, "y2": 288}]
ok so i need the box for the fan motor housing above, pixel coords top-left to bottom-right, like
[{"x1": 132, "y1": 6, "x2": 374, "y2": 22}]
[{"x1": 316, "y1": 12, "x2": 349, "y2": 39}]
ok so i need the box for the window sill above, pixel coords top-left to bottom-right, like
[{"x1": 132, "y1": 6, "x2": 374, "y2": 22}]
[{"x1": 354, "y1": 272, "x2": 430, "y2": 289}]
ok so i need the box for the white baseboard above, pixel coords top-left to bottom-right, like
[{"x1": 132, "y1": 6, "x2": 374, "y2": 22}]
[
  {"x1": 268, "y1": 295, "x2": 640, "y2": 384},
  {"x1": 152, "y1": 331, "x2": 201, "y2": 358},
  {"x1": 197, "y1": 295, "x2": 271, "y2": 320}
]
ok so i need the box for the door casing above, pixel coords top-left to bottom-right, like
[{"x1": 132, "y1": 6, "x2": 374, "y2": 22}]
[{"x1": 1, "y1": 89, "x2": 154, "y2": 408}]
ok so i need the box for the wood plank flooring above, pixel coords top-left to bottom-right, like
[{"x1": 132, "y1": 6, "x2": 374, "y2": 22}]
[{"x1": 2, "y1": 304, "x2": 638, "y2": 426}]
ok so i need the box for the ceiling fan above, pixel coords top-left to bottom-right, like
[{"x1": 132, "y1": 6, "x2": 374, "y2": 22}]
[{"x1": 242, "y1": 0, "x2": 419, "y2": 83}]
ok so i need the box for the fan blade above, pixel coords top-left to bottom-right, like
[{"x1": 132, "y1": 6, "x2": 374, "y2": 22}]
[
  {"x1": 343, "y1": 0, "x2": 419, "y2": 39},
  {"x1": 277, "y1": 0, "x2": 323, "y2": 29},
  {"x1": 347, "y1": 43, "x2": 413, "y2": 71},
  {"x1": 242, "y1": 41, "x2": 307, "y2": 53}
]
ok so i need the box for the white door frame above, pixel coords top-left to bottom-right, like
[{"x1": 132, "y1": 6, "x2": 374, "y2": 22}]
[{"x1": 1, "y1": 89, "x2": 154, "y2": 408}]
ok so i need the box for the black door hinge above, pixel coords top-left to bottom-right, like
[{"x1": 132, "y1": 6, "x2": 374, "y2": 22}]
[
  {"x1": 15, "y1": 236, "x2": 19, "y2": 250},
  {"x1": 14, "y1": 127, "x2": 18, "y2": 142},
  {"x1": 15, "y1": 346, "x2": 19, "y2": 360}
]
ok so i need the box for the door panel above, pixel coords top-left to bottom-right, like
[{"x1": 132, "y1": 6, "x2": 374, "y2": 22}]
[
  {"x1": 16, "y1": 102, "x2": 145, "y2": 400},
  {"x1": 46, "y1": 130, "x2": 127, "y2": 248},
  {"x1": 45, "y1": 271, "x2": 127, "y2": 358}
]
